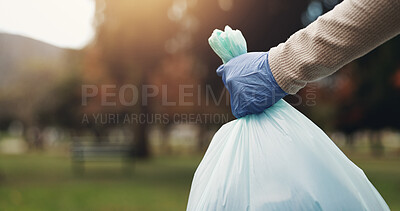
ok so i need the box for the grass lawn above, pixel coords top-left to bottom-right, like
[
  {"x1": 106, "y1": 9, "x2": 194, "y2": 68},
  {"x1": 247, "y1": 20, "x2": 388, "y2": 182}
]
[
  {"x1": 0, "y1": 153, "x2": 202, "y2": 211},
  {"x1": 0, "y1": 153, "x2": 399, "y2": 210}
]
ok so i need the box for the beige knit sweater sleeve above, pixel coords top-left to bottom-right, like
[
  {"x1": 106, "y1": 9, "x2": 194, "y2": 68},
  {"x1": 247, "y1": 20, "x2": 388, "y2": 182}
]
[{"x1": 269, "y1": 0, "x2": 400, "y2": 94}]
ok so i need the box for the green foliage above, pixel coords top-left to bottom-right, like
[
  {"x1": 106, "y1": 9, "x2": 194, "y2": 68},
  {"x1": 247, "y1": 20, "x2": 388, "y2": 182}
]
[{"x1": 36, "y1": 74, "x2": 82, "y2": 129}]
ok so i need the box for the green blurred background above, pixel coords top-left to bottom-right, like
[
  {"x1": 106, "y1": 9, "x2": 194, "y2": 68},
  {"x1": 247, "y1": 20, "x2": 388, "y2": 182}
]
[{"x1": 0, "y1": 0, "x2": 399, "y2": 210}]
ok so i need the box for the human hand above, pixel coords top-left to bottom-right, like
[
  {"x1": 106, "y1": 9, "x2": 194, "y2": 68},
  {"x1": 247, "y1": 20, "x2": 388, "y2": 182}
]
[{"x1": 217, "y1": 52, "x2": 287, "y2": 118}]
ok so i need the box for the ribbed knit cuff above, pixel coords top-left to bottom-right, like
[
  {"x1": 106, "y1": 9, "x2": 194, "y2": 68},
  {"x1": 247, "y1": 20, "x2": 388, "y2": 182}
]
[{"x1": 268, "y1": 46, "x2": 307, "y2": 94}]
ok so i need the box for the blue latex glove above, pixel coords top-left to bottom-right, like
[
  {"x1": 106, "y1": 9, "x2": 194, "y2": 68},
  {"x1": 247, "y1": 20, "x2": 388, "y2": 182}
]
[{"x1": 217, "y1": 52, "x2": 287, "y2": 118}]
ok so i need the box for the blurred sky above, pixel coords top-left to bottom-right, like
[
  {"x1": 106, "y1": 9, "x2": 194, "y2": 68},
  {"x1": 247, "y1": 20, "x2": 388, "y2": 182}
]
[{"x1": 0, "y1": 0, "x2": 95, "y2": 49}]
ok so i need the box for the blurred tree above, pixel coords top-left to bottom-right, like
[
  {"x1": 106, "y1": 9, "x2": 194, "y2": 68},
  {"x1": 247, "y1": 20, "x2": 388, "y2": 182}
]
[
  {"x1": 83, "y1": 0, "x2": 180, "y2": 157},
  {"x1": 36, "y1": 57, "x2": 82, "y2": 131},
  {"x1": 335, "y1": 36, "x2": 400, "y2": 156}
]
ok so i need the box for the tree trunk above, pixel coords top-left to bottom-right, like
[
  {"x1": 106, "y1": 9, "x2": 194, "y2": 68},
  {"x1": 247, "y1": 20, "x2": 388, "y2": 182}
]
[
  {"x1": 132, "y1": 103, "x2": 150, "y2": 158},
  {"x1": 369, "y1": 131, "x2": 384, "y2": 157},
  {"x1": 345, "y1": 133, "x2": 355, "y2": 151}
]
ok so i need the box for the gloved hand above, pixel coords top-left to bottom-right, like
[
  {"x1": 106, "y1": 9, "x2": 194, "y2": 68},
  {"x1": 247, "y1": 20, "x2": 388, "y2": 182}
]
[{"x1": 217, "y1": 52, "x2": 287, "y2": 118}]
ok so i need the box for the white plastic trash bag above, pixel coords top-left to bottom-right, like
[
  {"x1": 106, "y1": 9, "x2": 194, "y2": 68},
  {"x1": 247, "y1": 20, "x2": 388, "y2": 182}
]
[{"x1": 186, "y1": 26, "x2": 389, "y2": 211}]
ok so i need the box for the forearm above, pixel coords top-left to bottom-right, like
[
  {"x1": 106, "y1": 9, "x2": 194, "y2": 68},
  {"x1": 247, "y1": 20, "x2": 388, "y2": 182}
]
[{"x1": 269, "y1": 0, "x2": 400, "y2": 94}]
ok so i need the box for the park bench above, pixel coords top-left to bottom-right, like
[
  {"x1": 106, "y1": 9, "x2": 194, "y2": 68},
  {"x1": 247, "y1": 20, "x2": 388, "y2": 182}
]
[{"x1": 70, "y1": 138, "x2": 135, "y2": 175}]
